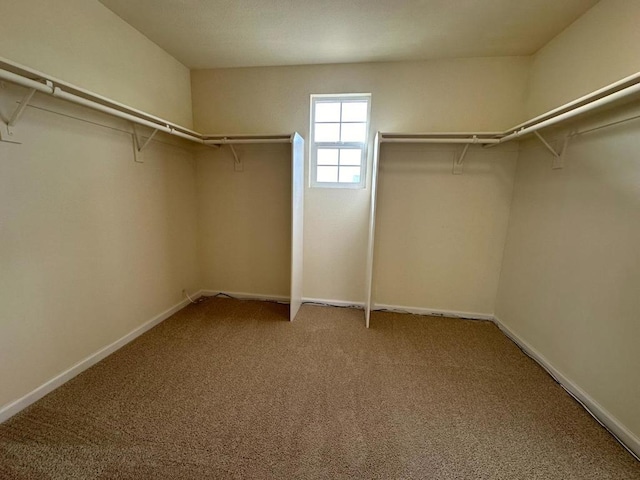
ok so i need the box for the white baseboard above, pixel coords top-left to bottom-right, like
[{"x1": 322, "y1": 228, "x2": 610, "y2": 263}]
[
  {"x1": 0, "y1": 291, "x2": 202, "y2": 424},
  {"x1": 373, "y1": 302, "x2": 494, "y2": 321},
  {"x1": 493, "y1": 315, "x2": 640, "y2": 461},
  {"x1": 3, "y1": 291, "x2": 637, "y2": 461},
  {"x1": 298, "y1": 299, "x2": 492, "y2": 321},
  {"x1": 302, "y1": 297, "x2": 365, "y2": 309},
  {"x1": 201, "y1": 290, "x2": 290, "y2": 304}
]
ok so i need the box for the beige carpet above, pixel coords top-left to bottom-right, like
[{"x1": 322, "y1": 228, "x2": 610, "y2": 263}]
[{"x1": 1, "y1": 297, "x2": 638, "y2": 479}]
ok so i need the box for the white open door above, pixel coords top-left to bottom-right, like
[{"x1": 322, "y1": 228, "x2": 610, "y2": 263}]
[
  {"x1": 290, "y1": 133, "x2": 305, "y2": 321},
  {"x1": 364, "y1": 132, "x2": 382, "y2": 328}
]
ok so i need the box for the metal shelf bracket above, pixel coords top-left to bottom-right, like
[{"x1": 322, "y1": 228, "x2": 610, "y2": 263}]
[
  {"x1": 534, "y1": 131, "x2": 570, "y2": 169},
  {"x1": 8, "y1": 87, "x2": 36, "y2": 127},
  {"x1": 1, "y1": 87, "x2": 37, "y2": 144},
  {"x1": 228, "y1": 142, "x2": 243, "y2": 171},
  {"x1": 132, "y1": 123, "x2": 159, "y2": 163},
  {"x1": 452, "y1": 135, "x2": 477, "y2": 174}
]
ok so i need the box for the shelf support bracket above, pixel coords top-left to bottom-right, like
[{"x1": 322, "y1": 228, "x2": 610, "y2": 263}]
[
  {"x1": 453, "y1": 144, "x2": 470, "y2": 174},
  {"x1": 554, "y1": 134, "x2": 571, "y2": 170},
  {"x1": 453, "y1": 136, "x2": 476, "y2": 174},
  {"x1": 8, "y1": 88, "x2": 36, "y2": 127},
  {"x1": 132, "y1": 123, "x2": 159, "y2": 163},
  {"x1": 534, "y1": 131, "x2": 570, "y2": 169},
  {"x1": 228, "y1": 142, "x2": 242, "y2": 171},
  {"x1": 133, "y1": 123, "x2": 158, "y2": 152},
  {"x1": 1, "y1": 87, "x2": 37, "y2": 144}
]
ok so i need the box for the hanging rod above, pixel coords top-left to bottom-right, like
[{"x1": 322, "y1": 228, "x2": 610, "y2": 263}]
[
  {"x1": 571, "y1": 113, "x2": 640, "y2": 137},
  {"x1": 0, "y1": 64, "x2": 204, "y2": 144},
  {"x1": 381, "y1": 72, "x2": 640, "y2": 147},
  {"x1": 203, "y1": 135, "x2": 293, "y2": 145},
  {"x1": 0, "y1": 68, "x2": 53, "y2": 94},
  {"x1": 0, "y1": 58, "x2": 299, "y2": 148},
  {"x1": 3, "y1": 57, "x2": 639, "y2": 150},
  {"x1": 487, "y1": 80, "x2": 640, "y2": 147},
  {"x1": 381, "y1": 132, "x2": 503, "y2": 138},
  {"x1": 0, "y1": 56, "x2": 200, "y2": 138},
  {"x1": 52, "y1": 87, "x2": 177, "y2": 138},
  {"x1": 380, "y1": 132, "x2": 503, "y2": 144},
  {"x1": 506, "y1": 70, "x2": 640, "y2": 133},
  {"x1": 380, "y1": 136, "x2": 499, "y2": 144},
  {"x1": 25, "y1": 103, "x2": 194, "y2": 151}
]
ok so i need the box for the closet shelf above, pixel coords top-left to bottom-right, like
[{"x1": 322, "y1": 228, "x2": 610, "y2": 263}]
[
  {"x1": 365, "y1": 70, "x2": 640, "y2": 328},
  {"x1": 379, "y1": 133, "x2": 500, "y2": 144},
  {"x1": 377, "y1": 69, "x2": 640, "y2": 147},
  {"x1": 0, "y1": 55, "x2": 306, "y2": 323},
  {"x1": 4, "y1": 54, "x2": 639, "y2": 150},
  {"x1": 203, "y1": 134, "x2": 295, "y2": 145},
  {"x1": 0, "y1": 57, "x2": 299, "y2": 147}
]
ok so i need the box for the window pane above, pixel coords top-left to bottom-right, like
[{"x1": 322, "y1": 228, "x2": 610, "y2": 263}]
[
  {"x1": 341, "y1": 102, "x2": 368, "y2": 122},
  {"x1": 341, "y1": 123, "x2": 366, "y2": 142},
  {"x1": 315, "y1": 123, "x2": 340, "y2": 142},
  {"x1": 317, "y1": 149, "x2": 339, "y2": 165},
  {"x1": 315, "y1": 102, "x2": 341, "y2": 122},
  {"x1": 339, "y1": 166, "x2": 361, "y2": 183},
  {"x1": 340, "y1": 149, "x2": 361, "y2": 166},
  {"x1": 317, "y1": 166, "x2": 338, "y2": 182}
]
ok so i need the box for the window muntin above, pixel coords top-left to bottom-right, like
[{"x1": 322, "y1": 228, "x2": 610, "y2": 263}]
[{"x1": 310, "y1": 94, "x2": 370, "y2": 188}]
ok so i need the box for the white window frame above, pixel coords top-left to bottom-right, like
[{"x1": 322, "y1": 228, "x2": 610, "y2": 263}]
[{"x1": 310, "y1": 93, "x2": 371, "y2": 189}]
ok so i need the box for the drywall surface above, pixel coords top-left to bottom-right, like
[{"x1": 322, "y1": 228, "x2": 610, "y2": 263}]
[
  {"x1": 192, "y1": 57, "x2": 530, "y2": 303},
  {"x1": 196, "y1": 145, "x2": 292, "y2": 297},
  {"x1": 0, "y1": 88, "x2": 199, "y2": 410},
  {"x1": 0, "y1": 0, "x2": 193, "y2": 127},
  {"x1": 374, "y1": 144, "x2": 518, "y2": 315},
  {"x1": 495, "y1": 104, "x2": 640, "y2": 449},
  {"x1": 526, "y1": 0, "x2": 640, "y2": 117},
  {"x1": 497, "y1": 0, "x2": 640, "y2": 451}
]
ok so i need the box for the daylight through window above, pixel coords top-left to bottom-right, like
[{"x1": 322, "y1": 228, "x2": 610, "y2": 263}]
[{"x1": 310, "y1": 94, "x2": 371, "y2": 188}]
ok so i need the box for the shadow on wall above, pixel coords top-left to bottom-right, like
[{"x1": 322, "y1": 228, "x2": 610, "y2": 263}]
[{"x1": 195, "y1": 144, "x2": 292, "y2": 297}]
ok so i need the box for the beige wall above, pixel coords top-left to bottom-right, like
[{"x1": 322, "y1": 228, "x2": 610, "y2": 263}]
[
  {"x1": 196, "y1": 145, "x2": 292, "y2": 297},
  {"x1": 374, "y1": 144, "x2": 518, "y2": 315},
  {"x1": 192, "y1": 58, "x2": 530, "y2": 134},
  {"x1": 0, "y1": 0, "x2": 193, "y2": 127},
  {"x1": 0, "y1": 87, "x2": 199, "y2": 411},
  {"x1": 6, "y1": 0, "x2": 638, "y2": 449},
  {"x1": 497, "y1": 0, "x2": 640, "y2": 448},
  {"x1": 526, "y1": 0, "x2": 640, "y2": 117},
  {"x1": 495, "y1": 107, "x2": 640, "y2": 447},
  {"x1": 0, "y1": 0, "x2": 199, "y2": 413},
  {"x1": 192, "y1": 57, "x2": 530, "y2": 304}
]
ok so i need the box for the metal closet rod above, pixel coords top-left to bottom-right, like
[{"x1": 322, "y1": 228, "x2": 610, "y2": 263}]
[
  {"x1": 203, "y1": 135, "x2": 294, "y2": 145},
  {"x1": 507, "y1": 70, "x2": 640, "y2": 133},
  {"x1": 0, "y1": 57, "x2": 204, "y2": 143},
  {"x1": 52, "y1": 87, "x2": 201, "y2": 143},
  {"x1": 379, "y1": 70, "x2": 640, "y2": 145},
  {"x1": 2, "y1": 57, "x2": 639, "y2": 147},
  {"x1": 0, "y1": 58, "x2": 295, "y2": 146},
  {"x1": 381, "y1": 137, "x2": 500, "y2": 144},
  {"x1": 489, "y1": 80, "x2": 640, "y2": 147}
]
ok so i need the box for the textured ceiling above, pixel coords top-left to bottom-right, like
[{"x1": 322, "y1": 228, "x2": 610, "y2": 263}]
[{"x1": 99, "y1": 0, "x2": 598, "y2": 69}]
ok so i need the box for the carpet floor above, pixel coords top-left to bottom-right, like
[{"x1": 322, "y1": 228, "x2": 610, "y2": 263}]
[{"x1": 1, "y1": 297, "x2": 638, "y2": 479}]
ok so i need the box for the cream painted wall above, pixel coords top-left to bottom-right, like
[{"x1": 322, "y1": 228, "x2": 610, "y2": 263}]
[
  {"x1": 0, "y1": 0, "x2": 193, "y2": 127},
  {"x1": 497, "y1": 0, "x2": 640, "y2": 450},
  {"x1": 192, "y1": 58, "x2": 530, "y2": 304},
  {"x1": 526, "y1": 0, "x2": 640, "y2": 117},
  {"x1": 0, "y1": 87, "x2": 199, "y2": 410},
  {"x1": 0, "y1": 0, "x2": 198, "y2": 413},
  {"x1": 191, "y1": 58, "x2": 529, "y2": 134},
  {"x1": 197, "y1": 145, "x2": 292, "y2": 297},
  {"x1": 374, "y1": 144, "x2": 518, "y2": 315},
  {"x1": 495, "y1": 107, "x2": 640, "y2": 447}
]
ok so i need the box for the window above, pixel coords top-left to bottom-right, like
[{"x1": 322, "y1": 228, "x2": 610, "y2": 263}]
[{"x1": 310, "y1": 94, "x2": 371, "y2": 188}]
